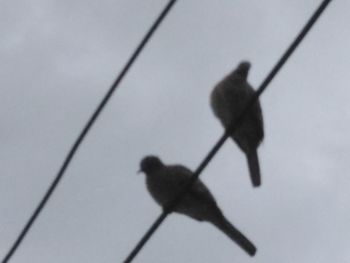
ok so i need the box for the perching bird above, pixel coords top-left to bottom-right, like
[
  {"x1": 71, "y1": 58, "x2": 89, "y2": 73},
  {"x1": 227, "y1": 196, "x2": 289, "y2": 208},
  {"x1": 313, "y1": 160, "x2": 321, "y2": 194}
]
[
  {"x1": 211, "y1": 61, "x2": 264, "y2": 187},
  {"x1": 139, "y1": 155, "x2": 257, "y2": 256}
]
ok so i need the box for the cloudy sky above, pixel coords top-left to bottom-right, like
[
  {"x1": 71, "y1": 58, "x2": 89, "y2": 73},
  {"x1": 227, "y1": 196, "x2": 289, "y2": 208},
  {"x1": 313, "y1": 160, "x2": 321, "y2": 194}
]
[{"x1": 1, "y1": 0, "x2": 349, "y2": 262}]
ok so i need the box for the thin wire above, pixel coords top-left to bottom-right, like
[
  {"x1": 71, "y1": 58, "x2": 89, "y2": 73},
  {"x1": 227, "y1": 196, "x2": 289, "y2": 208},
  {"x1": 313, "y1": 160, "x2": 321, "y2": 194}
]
[
  {"x1": 123, "y1": 0, "x2": 332, "y2": 262},
  {"x1": 1, "y1": 1, "x2": 178, "y2": 263}
]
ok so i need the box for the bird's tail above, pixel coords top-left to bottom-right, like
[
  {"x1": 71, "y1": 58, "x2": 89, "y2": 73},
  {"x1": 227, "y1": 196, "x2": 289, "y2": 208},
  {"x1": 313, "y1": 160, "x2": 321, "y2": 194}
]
[
  {"x1": 211, "y1": 214, "x2": 257, "y2": 256},
  {"x1": 247, "y1": 150, "x2": 261, "y2": 187}
]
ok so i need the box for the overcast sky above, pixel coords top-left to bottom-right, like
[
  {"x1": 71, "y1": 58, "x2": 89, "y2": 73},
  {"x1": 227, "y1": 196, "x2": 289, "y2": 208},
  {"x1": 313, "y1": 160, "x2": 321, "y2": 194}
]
[{"x1": 0, "y1": 0, "x2": 349, "y2": 262}]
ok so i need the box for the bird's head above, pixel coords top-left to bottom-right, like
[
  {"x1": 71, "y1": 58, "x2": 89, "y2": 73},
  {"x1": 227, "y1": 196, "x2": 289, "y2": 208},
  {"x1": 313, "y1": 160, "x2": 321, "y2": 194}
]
[
  {"x1": 234, "y1": 60, "x2": 251, "y2": 79},
  {"x1": 139, "y1": 155, "x2": 163, "y2": 174}
]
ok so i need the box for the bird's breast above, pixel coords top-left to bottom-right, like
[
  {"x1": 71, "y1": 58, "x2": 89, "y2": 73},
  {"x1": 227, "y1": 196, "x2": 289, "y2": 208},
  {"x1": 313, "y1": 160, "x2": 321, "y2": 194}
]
[{"x1": 146, "y1": 175, "x2": 178, "y2": 207}]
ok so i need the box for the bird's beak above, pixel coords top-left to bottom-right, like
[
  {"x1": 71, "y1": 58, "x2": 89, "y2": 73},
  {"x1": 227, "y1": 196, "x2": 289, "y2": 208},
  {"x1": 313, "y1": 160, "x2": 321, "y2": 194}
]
[{"x1": 137, "y1": 169, "x2": 142, "y2": 174}]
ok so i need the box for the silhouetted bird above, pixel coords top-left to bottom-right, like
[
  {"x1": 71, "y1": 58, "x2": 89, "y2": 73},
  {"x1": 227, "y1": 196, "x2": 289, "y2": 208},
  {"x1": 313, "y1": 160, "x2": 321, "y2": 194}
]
[
  {"x1": 139, "y1": 155, "x2": 257, "y2": 256},
  {"x1": 211, "y1": 61, "x2": 264, "y2": 187}
]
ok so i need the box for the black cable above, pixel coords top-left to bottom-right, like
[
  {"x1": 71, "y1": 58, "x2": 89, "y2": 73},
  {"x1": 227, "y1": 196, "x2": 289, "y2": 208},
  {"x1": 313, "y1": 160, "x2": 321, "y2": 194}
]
[
  {"x1": 123, "y1": 0, "x2": 332, "y2": 262},
  {"x1": 1, "y1": 1, "x2": 178, "y2": 262}
]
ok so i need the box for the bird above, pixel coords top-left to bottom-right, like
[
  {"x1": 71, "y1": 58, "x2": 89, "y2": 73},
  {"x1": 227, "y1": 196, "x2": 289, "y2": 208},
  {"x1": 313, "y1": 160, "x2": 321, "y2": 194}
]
[
  {"x1": 210, "y1": 61, "x2": 264, "y2": 187},
  {"x1": 139, "y1": 155, "x2": 257, "y2": 256}
]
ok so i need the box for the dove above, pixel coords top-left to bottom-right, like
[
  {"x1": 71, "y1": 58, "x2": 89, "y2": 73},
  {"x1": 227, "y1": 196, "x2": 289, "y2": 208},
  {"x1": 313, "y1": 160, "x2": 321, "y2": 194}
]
[
  {"x1": 211, "y1": 61, "x2": 264, "y2": 187},
  {"x1": 139, "y1": 155, "x2": 257, "y2": 256}
]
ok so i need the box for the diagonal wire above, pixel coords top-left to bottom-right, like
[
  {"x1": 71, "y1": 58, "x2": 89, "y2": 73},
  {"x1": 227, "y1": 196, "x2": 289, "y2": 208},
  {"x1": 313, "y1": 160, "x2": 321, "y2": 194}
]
[
  {"x1": 1, "y1": 1, "x2": 178, "y2": 262},
  {"x1": 123, "y1": 0, "x2": 333, "y2": 262}
]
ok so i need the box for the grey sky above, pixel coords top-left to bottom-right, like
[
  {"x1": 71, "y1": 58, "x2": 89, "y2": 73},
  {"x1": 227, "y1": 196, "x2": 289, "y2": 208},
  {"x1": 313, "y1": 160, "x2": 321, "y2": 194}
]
[{"x1": 0, "y1": 0, "x2": 349, "y2": 262}]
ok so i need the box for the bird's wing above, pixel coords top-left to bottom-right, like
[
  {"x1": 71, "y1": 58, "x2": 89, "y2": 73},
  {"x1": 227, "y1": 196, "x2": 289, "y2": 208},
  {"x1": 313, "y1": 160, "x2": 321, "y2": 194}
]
[
  {"x1": 191, "y1": 180, "x2": 218, "y2": 205},
  {"x1": 246, "y1": 83, "x2": 264, "y2": 140},
  {"x1": 168, "y1": 165, "x2": 192, "y2": 183},
  {"x1": 172, "y1": 165, "x2": 218, "y2": 205},
  {"x1": 252, "y1": 97, "x2": 264, "y2": 139},
  {"x1": 168, "y1": 165, "x2": 217, "y2": 204}
]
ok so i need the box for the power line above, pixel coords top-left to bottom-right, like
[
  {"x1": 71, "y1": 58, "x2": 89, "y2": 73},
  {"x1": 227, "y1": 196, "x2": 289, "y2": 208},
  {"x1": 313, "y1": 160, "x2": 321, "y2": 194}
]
[
  {"x1": 1, "y1": 1, "x2": 178, "y2": 262},
  {"x1": 123, "y1": 0, "x2": 333, "y2": 262}
]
